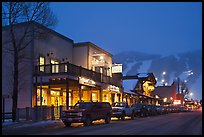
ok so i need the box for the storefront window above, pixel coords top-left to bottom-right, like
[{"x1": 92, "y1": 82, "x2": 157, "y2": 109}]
[
  {"x1": 92, "y1": 92, "x2": 98, "y2": 102},
  {"x1": 37, "y1": 89, "x2": 47, "y2": 106},
  {"x1": 51, "y1": 90, "x2": 60, "y2": 96}
]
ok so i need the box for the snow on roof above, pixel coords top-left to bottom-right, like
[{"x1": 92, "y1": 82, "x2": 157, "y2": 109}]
[
  {"x1": 137, "y1": 73, "x2": 148, "y2": 78},
  {"x1": 123, "y1": 79, "x2": 138, "y2": 94},
  {"x1": 123, "y1": 90, "x2": 137, "y2": 95}
]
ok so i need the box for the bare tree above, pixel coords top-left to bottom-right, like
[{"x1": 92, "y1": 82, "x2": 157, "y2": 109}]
[
  {"x1": 2, "y1": 2, "x2": 57, "y2": 122},
  {"x1": 174, "y1": 77, "x2": 189, "y2": 97}
]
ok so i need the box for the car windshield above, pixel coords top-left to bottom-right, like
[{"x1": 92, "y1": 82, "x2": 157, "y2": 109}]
[
  {"x1": 74, "y1": 103, "x2": 93, "y2": 109},
  {"x1": 112, "y1": 102, "x2": 125, "y2": 107}
]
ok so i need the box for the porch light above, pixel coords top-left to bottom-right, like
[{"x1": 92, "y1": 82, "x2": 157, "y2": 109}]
[
  {"x1": 163, "y1": 98, "x2": 167, "y2": 102},
  {"x1": 100, "y1": 56, "x2": 104, "y2": 60}
]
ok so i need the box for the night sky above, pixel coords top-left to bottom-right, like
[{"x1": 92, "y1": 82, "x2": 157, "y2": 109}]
[
  {"x1": 50, "y1": 2, "x2": 202, "y2": 56},
  {"x1": 50, "y1": 2, "x2": 202, "y2": 100}
]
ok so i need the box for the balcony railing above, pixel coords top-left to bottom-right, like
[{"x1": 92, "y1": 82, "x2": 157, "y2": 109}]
[{"x1": 34, "y1": 62, "x2": 121, "y2": 87}]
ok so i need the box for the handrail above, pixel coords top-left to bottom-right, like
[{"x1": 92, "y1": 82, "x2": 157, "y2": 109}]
[{"x1": 34, "y1": 62, "x2": 122, "y2": 87}]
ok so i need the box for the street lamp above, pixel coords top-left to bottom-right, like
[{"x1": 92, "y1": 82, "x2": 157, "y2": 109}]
[
  {"x1": 161, "y1": 71, "x2": 166, "y2": 86},
  {"x1": 189, "y1": 92, "x2": 193, "y2": 100}
]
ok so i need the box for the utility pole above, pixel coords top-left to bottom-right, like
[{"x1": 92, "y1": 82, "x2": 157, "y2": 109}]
[{"x1": 177, "y1": 77, "x2": 180, "y2": 93}]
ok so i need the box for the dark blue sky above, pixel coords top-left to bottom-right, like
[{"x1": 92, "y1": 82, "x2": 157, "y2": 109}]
[{"x1": 50, "y1": 2, "x2": 202, "y2": 56}]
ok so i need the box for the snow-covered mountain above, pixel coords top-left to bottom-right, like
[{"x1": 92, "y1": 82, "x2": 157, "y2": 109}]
[{"x1": 113, "y1": 49, "x2": 202, "y2": 100}]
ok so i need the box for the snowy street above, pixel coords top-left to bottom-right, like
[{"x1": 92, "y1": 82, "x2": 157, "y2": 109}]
[{"x1": 2, "y1": 108, "x2": 202, "y2": 135}]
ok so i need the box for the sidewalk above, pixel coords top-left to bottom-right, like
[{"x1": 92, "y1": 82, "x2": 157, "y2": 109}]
[{"x1": 2, "y1": 119, "x2": 63, "y2": 129}]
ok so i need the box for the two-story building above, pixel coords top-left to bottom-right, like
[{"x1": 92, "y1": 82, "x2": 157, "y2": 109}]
[{"x1": 2, "y1": 21, "x2": 123, "y2": 115}]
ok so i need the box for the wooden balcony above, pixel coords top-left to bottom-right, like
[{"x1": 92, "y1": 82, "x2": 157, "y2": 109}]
[{"x1": 34, "y1": 62, "x2": 122, "y2": 87}]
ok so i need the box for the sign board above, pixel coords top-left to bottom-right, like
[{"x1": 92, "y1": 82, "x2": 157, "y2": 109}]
[
  {"x1": 79, "y1": 77, "x2": 96, "y2": 87},
  {"x1": 108, "y1": 85, "x2": 120, "y2": 92},
  {"x1": 173, "y1": 100, "x2": 181, "y2": 105},
  {"x1": 112, "y1": 64, "x2": 122, "y2": 73}
]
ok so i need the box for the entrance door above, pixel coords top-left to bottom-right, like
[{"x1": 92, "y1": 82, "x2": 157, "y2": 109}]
[{"x1": 51, "y1": 97, "x2": 59, "y2": 106}]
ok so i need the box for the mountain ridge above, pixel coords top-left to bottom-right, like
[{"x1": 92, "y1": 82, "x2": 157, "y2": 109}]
[{"x1": 112, "y1": 49, "x2": 202, "y2": 100}]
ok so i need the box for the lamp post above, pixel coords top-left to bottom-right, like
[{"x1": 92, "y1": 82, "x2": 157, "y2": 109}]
[
  {"x1": 189, "y1": 92, "x2": 193, "y2": 100},
  {"x1": 161, "y1": 71, "x2": 166, "y2": 86}
]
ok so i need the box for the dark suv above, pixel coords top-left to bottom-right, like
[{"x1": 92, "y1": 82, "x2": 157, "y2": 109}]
[
  {"x1": 61, "y1": 101, "x2": 112, "y2": 127},
  {"x1": 131, "y1": 103, "x2": 149, "y2": 117}
]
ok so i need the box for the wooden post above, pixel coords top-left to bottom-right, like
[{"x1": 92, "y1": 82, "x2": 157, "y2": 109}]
[
  {"x1": 79, "y1": 85, "x2": 82, "y2": 101},
  {"x1": 2, "y1": 97, "x2": 5, "y2": 123},
  {"x1": 66, "y1": 78, "x2": 69, "y2": 110},
  {"x1": 51, "y1": 105, "x2": 55, "y2": 120},
  {"x1": 16, "y1": 108, "x2": 20, "y2": 122},
  {"x1": 59, "y1": 105, "x2": 63, "y2": 119},
  {"x1": 26, "y1": 107, "x2": 29, "y2": 121},
  {"x1": 99, "y1": 87, "x2": 102, "y2": 102}
]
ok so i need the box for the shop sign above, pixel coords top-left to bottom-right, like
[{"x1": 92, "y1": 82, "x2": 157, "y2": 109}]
[
  {"x1": 79, "y1": 77, "x2": 96, "y2": 87},
  {"x1": 173, "y1": 100, "x2": 181, "y2": 105},
  {"x1": 112, "y1": 64, "x2": 122, "y2": 73},
  {"x1": 109, "y1": 85, "x2": 120, "y2": 92}
]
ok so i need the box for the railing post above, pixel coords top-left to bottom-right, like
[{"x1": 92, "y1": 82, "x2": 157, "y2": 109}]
[
  {"x1": 34, "y1": 106, "x2": 38, "y2": 122},
  {"x1": 42, "y1": 106, "x2": 47, "y2": 120},
  {"x1": 51, "y1": 105, "x2": 55, "y2": 120},
  {"x1": 59, "y1": 105, "x2": 63, "y2": 119},
  {"x1": 50, "y1": 64, "x2": 52, "y2": 73},
  {"x1": 67, "y1": 62, "x2": 69, "y2": 74},
  {"x1": 101, "y1": 73, "x2": 103, "y2": 83},
  {"x1": 2, "y1": 97, "x2": 5, "y2": 123},
  {"x1": 16, "y1": 108, "x2": 20, "y2": 122},
  {"x1": 26, "y1": 107, "x2": 30, "y2": 121}
]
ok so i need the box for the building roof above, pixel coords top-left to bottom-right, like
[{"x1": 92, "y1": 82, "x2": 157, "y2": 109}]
[
  {"x1": 74, "y1": 41, "x2": 112, "y2": 57},
  {"x1": 2, "y1": 21, "x2": 74, "y2": 43},
  {"x1": 123, "y1": 79, "x2": 139, "y2": 93},
  {"x1": 123, "y1": 90, "x2": 137, "y2": 95},
  {"x1": 151, "y1": 85, "x2": 177, "y2": 99},
  {"x1": 137, "y1": 73, "x2": 149, "y2": 78}
]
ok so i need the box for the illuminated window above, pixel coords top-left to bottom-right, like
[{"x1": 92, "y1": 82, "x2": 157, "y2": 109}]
[
  {"x1": 51, "y1": 90, "x2": 60, "y2": 96},
  {"x1": 92, "y1": 93, "x2": 97, "y2": 101},
  {"x1": 51, "y1": 59, "x2": 59, "y2": 73},
  {"x1": 65, "y1": 65, "x2": 68, "y2": 72},
  {"x1": 37, "y1": 89, "x2": 47, "y2": 106},
  {"x1": 39, "y1": 56, "x2": 45, "y2": 72}
]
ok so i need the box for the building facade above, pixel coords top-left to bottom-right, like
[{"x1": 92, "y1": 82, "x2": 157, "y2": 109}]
[{"x1": 2, "y1": 21, "x2": 123, "y2": 114}]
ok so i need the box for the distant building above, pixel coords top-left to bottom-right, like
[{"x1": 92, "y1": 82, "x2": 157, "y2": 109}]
[
  {"x1": 151, "y1": 82, "x2": 177, "y2": 105},
  {"x1": 122, "y1": 73, "x2": 158, "y2": 104}
]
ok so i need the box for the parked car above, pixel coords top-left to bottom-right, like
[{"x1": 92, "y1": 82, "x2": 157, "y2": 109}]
[
  {"x1": 147, "y1": 104, "x2": 158, "y2": 116},
  {"x1": 61, "y1": 101, "x2": 112, "y2": 127},
  {"x1": 111, "y1": 102, "x2": 135, "y2": 120},
  {"x1": 156, "y1": 105, "x2": 165, "y2": 115},
  {"x1": 131, "y1": 103, "x2": 149, "y2": 117}
]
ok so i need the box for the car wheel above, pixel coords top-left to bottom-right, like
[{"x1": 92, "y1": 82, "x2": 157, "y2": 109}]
[
  {"x1": 140, "y1": 110, "x2": 145, "y2": 117},
  {"x1": 84, "y1": 116, "x2": 92, "y2": 126},
  {"x1": 131, "y1": 112, "x2": 134, "y2": 120},
  {"x1": 105, "y1": 114, "x2": 111, "y2": 124},
  {"x1": 64, "y1": 122, "x2": 72, "y2": 127},
  {"x1": 121, "y1": 112, "x2": 125, "y2": 120}
]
